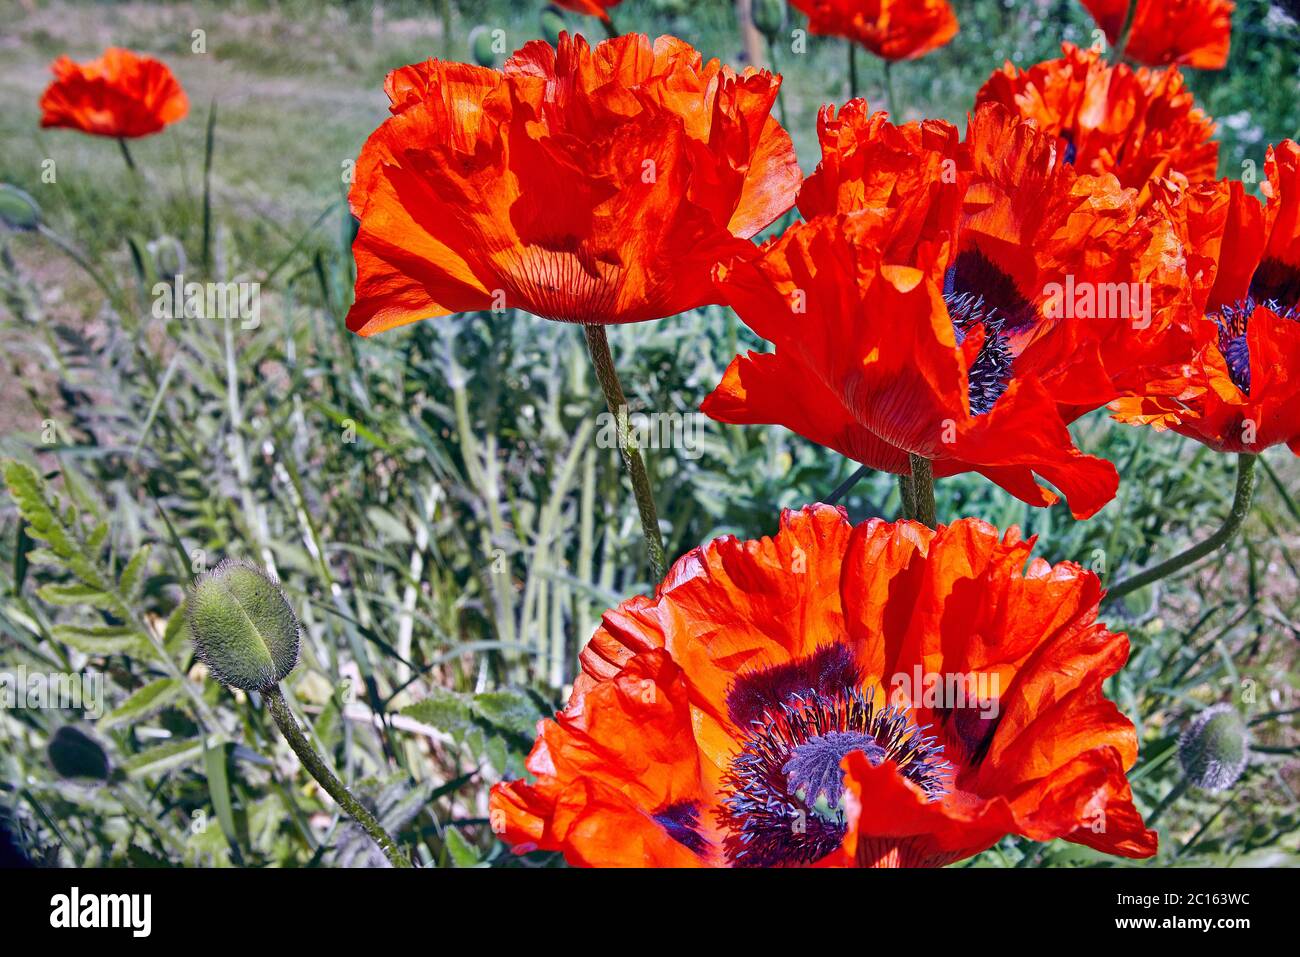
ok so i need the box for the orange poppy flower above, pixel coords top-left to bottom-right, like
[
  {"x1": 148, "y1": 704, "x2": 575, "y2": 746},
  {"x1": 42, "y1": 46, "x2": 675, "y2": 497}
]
[
  {"x1": 39, "y1": 47, "x2": 188, "y2": 139},
  {"x1": 344, "y1": 33, "x2": 800, "y2": 337},
  {"x1": 702, "y1": 102, "x2": 1198, "y2": 518},
  {"x1": 553, "y1": 0, "x2": 621, "y2": 22},
  {"x1": 976, "y1": 43, "x2": 1219, "y2": 194},
  {"x1": 788, "y1": 0, "x2": 959, "y2": 61},
  {"x1": 1080, "y1": 0, "x2": 1233, "y2": 69},
  {"x1": 1112, "y1": 141, "x2": 1300, "y2": 455},
  {"x1": 491, "y1": 505, "x2": 1157, "y2": 867}
]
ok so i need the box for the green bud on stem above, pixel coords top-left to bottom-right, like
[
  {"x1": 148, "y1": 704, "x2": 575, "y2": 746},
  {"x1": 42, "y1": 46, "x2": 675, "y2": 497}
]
[
  {"x1": 188, "y1": 559, "x2": 300, "y2": 693},
  {"x1": 1179, "y1": 703, "x2": 1249, "y2": 792}
]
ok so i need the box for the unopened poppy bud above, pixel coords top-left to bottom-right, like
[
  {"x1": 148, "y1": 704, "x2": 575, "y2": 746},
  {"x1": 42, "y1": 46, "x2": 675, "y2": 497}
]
[
  {"x1": 470, "y1": 26, "x2": 498, "y2": 68},
  {"x1": 1179, "y1": 703, "x2": 1249, "y2": 792},
  {"x1": 754, "y1": 0, "x2": 784, "y2": 41},
  {"x1": 0, "y1": 184, "x2": 41, "y2": 231},
  {"x1": 188, "y1": 559, "x2": 301, "y2": 693},
  {"x1": 48, "y1": 726, "x2": 111, "y2": 781},
  {"x1": 540, "y1": 7, "x2": 566, "y2": 47}
]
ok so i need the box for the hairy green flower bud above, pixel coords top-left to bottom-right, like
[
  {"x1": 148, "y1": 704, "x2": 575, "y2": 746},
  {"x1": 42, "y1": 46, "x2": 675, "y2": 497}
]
[
  {"x1": 0, "y1": 184, "x2": 41, "y2": 232},
  {"x1": 1179, "y1": 703, "x2": 1249, "y2": 792},
  {"x1": 48, "y1": 726, "x2": 111, "y2": 781},
  {"x1": 753, "y1": 0, "x2": 784, "y2": 41},
  {"x1": 540, "y1": 7, "x2": 566, "y2": 47},
  {"x1": 470, "y1": 26, "x2": 499, "y2": 68},
  {"x1": 188, "y1": 559, "x2": 301, "y2": 692}
]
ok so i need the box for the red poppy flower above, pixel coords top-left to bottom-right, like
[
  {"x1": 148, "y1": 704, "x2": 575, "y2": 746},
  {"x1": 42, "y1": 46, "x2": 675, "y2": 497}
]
[
  {"x1": 345, "y1": 33, "x2": 800, "y2": 337},
  {"x1": 1112, "y1": 141, "x2": 1300, "y2": 455},
  {"x1": 491, "y1": 505, "x2": 1156, "y2": 867},
  {"x1": 702, "y1": 102, "x2": 1200, "y2": 518},
  {"x1": 39, "y1": 47, "x2": 188, "y2": 139},
  {"x1": 553, "y1": 0, "x2": 622, "y2": 22},
  {"x1": 976, "y1": 43, "x2": 1219, "y2": 195},
  {"x1": 788, "y1": 0, "x2": 959, "y2": 61},
  {"x1": 1080, "y1": 0, "x2": 1233, "y2": 70}
]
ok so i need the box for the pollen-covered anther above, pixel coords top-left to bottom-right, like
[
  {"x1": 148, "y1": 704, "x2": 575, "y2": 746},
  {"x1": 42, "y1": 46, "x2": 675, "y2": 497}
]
[{"x1": 719, "y1": 685, "x2": 950, "y2": 867}]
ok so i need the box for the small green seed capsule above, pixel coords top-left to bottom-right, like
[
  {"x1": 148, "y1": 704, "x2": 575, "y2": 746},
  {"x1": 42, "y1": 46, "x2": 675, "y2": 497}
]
[
  {"x1": 0, "y1": 184, "x2": 42, "y2": 231},
  {"x1": 470, "y1": 26, "x2": 500, "y2": 68},
  {"x1": 1178, "y1": 703, "x2": 1249, "y2": 792},
  {"x1": 48, "y1": 726, "x2": 111, "y2": 781},
  {"x1": 188, "y1": 559, "x2": 301, "y2": 692},
  {"x1": 753, "y1": 0, "x2": 785, "y2": 41}
]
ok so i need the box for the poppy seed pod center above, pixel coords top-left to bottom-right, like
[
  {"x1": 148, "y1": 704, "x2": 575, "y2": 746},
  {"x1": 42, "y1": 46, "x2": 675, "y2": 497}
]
[{"x1": 720, "y1": 684, "x2": 950, "y2": 867}]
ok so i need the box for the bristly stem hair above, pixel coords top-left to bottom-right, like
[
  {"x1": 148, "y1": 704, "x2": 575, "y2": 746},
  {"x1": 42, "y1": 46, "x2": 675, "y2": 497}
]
[
  {"x1": 1107, "y1": 452, "x2": 1257, "y2": 602},
  {"x1": 265, "y1": 686, "x2": 412, "y2": 868},
  {"x1": 582, "y1": 324, "x2": 668, "y2": 583},
  {"x1": 908, "y1": 454, "x2": 937, "y2": 527}
]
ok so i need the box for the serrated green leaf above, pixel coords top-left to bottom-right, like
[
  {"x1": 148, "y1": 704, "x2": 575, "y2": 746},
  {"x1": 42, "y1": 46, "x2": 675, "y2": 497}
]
[
  {"x1": 401, "y1": 688, "x2": 475, "y2": 740},
  {"x1": 444, "y1": 826, "x2": 481, "y2": 867},
  {"x1": 120, "y1": 544, "x2": 151, "y2": 602},
  {"x1": 4, "y1": 460, "x2": 75, "y2": 560},
  {"x1": 162, "y1": 602, "x2": 190, "y2": 656},
  {"x1": 24, "y1": 547, "x2": 67, "y2": 567},
  {"x1": 87, "y1": 523, "x2": 109, "y2": 552},
  {"x1": 37, "y1": 582, "x2": 119, "y2": 611},
  {"x1": 471, "y1": 690, "x2": 543, "y2": 737},
  {"x1": 100, "y1": 678, "x2": 182, "y2": 729},
  {"x1": 50, "y1": 623, "x2": 146, "y2": 656}
]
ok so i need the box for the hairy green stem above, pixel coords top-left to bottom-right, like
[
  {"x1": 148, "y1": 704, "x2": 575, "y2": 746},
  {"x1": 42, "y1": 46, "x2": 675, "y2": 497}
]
[
  {"x1": 1110, "y1": 0, "x2": 1138, "y2": 65},
  {"x1": 766, "y1": 35, "x2": 789, "y2": 127},
  {"x1": 884, "y1": 60, "x2": 900, "y2": 118},
  {"x1": 826, "y1": 464, "x2": 870, "y2": 506},
  {"x1": 265, "y1": 686, "x2": 411, "y2": 868},
  {"x1": 1107, "y1": 453, "x2": 1257, "y2": 602},
  {"x1": 117, "y1": 137, "x2": 138, "y2": 173},
  {"x1": 582, "y1": 324, "x2": 667, "y2": 582},
  {"x1": 908, "y1": 454, "x2": 936, "y2": 526},
  {"x1": 848, "y1": 40, "x2": 859, "y2": 99},
  {"x1": 898, "y1": 473, "x2": 916, "y2": 521}
]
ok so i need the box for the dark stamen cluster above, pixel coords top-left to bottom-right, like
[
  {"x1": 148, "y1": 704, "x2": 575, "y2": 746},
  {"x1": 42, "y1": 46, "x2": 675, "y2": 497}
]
[
  {"x1": 1211, "y1": 295, "x2": 1300, "y2": 396},
  {"x1": 718, "y1": 686, "x2": 950, "y2": 868},
  {"x1": 945, "y1": 288, "x2": 1015, "y2": 416}
]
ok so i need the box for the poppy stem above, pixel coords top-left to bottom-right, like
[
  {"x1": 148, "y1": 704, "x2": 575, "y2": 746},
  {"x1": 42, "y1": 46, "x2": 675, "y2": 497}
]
[
  {"x1": 117, "y1": 137, "x2": 138, "y2": 174},
  {"x1": 908, "y1": 454, "x2": 937, "y2": 526},
  {"x1": 826, "y1": 464, "x2": 870, "y2": 506},
  {"x1": 1145, "y1": 775, "x2": 1191, "y2": 827},
  {"x1": 265, "y1": 685, "x2": 413, "y2": 868},
  {"x1": 847, "y1": 41, "x2": 859, "y2": 99},
  {"x1": 884, "y1": 60, "x2": 901, "y2": 119},
  {"x1": 1110, "y1": 0, "x2": 1138, "y2": 65},
  {"x1": 898, "y1": 473, "x2": 916, "y2": 520},
  {"x1": 1106, "y1": 452, "x2": 1257, "y2": 603},
  {"x1": 766, "y1": 35, "x2": 789, "y2": 128},
  {"x1": 582, "y1": 324, "x2": 668, "y2": 583},
  {"x1": 601, "y1": 14, "x2": 620, "y2": 40}
]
